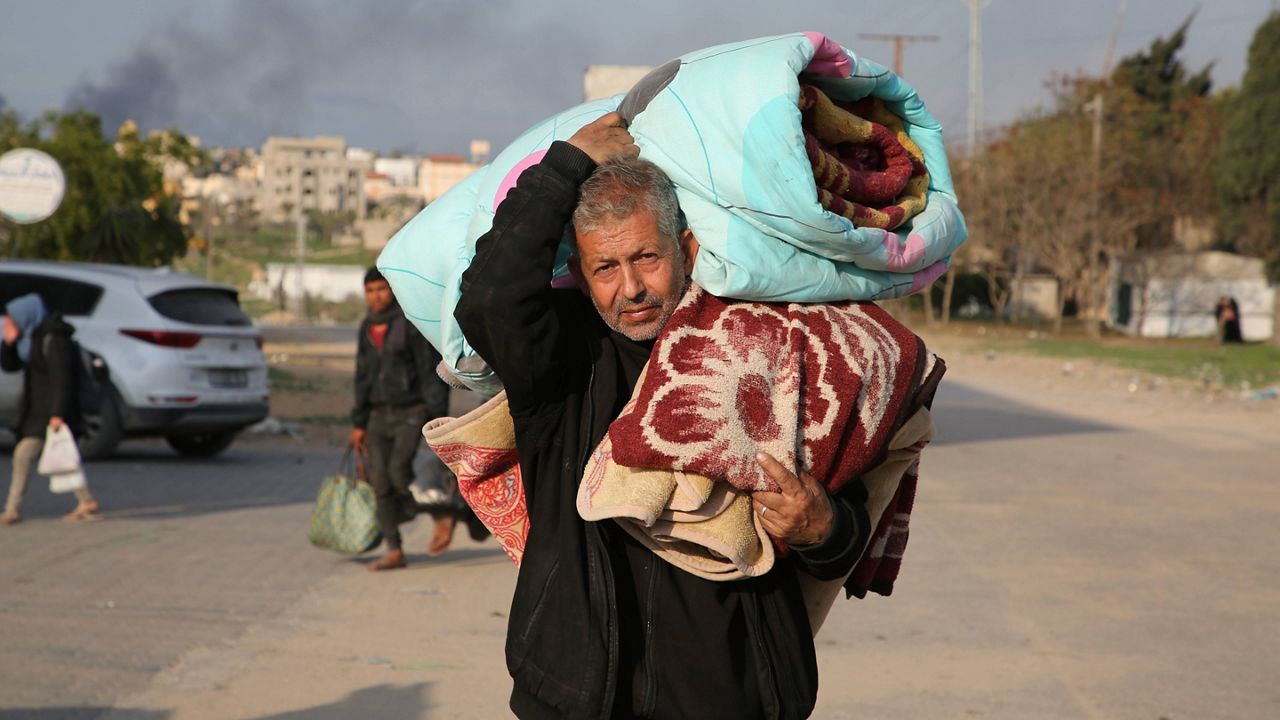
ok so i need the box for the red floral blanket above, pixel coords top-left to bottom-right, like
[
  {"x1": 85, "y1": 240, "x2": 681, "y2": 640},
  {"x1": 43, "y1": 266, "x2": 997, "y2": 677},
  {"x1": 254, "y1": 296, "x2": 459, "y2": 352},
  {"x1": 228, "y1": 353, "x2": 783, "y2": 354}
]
[
  {"x1": 608, "y1": 285, "x2": 944, "y2": 597},
  {"x1": 611, "y1": 285, "x2": 920, "y2": 494}
]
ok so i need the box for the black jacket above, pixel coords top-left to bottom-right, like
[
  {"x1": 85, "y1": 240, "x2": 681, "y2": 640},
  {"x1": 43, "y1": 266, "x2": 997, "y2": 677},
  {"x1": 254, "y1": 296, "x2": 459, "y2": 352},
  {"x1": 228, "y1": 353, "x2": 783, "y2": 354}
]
[
  {"x1": 455, "y1": 142, "x2": 869, "y2": 719},
  {"x1": 1, "y1": 313, "x2": 78, "y2": 439},
  {"x1": 351, "y1": 311, "x2": 449, "y2": 429}
]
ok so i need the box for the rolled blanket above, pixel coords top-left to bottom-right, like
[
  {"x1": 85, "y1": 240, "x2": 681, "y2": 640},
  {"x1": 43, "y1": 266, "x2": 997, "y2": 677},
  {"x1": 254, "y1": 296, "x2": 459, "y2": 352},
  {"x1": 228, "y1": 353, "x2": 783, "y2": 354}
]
[
  {"x1": 799, "y1": 86, "x2": 930, "y2": 230},
  {"x1": 378, "y1": 32, "x2": 967, "y2": 394}
]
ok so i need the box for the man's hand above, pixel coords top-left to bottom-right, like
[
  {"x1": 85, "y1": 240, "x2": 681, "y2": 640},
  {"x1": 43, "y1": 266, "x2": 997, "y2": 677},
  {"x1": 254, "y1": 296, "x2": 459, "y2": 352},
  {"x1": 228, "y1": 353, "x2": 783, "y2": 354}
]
[
  {"x1": 49, "y1": 416, "x2": 64, "y2": 432},
  {"x1": 751, "y1": 452, "x2": 835, "y2": 547},
  {"x1": 1, "y1": 316, "x2": 19, "y2": 346},
  {"x1": 349, "y1": 427, "x2": 366, "y2": 453},
  {"x1": 567, "y1": 112, "x2": 639, "y2": 165}
]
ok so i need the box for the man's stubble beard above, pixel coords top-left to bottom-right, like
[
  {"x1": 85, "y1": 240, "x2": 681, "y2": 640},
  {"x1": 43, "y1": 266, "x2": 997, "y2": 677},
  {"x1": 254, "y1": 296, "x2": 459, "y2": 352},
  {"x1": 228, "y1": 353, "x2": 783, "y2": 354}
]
[{"x1": 594, "y1": 275, "x2": 690, "y2": 342}]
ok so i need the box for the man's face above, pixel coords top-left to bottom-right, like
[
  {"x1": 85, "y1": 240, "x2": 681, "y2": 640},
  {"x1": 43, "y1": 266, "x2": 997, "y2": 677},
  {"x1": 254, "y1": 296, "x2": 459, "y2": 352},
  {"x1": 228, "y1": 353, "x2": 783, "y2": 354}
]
[
  {"x1": 570, "y1": 210, "x2": 698, "y2": 342},
  {"x1": 364, "y1": 279, "x2": 394, "y2": 314}
]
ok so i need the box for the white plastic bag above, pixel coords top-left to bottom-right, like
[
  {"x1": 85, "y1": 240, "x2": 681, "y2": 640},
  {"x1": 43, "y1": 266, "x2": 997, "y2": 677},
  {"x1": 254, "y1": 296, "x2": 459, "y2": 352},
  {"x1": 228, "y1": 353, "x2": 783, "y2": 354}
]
[
  {"x1": 50, "y1": 470, "x2": 88, "y2": 494},
  {"x1": 37, "y1": 425, "x2": 82, "y2": 477}
]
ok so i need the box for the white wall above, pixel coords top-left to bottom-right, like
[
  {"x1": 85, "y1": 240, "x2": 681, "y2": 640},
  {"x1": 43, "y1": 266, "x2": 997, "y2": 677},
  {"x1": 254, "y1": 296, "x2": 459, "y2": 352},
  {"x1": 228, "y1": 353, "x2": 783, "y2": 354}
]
[
  {"x1": 250, "y1": 264, "x2": 368, "y2": 304},
  {"x1": 1136, "y1": 278, "x2": 1274, "y2": 341},
  {"x1": 373, "y1": 157, "x2": 419, "y2": 187}
]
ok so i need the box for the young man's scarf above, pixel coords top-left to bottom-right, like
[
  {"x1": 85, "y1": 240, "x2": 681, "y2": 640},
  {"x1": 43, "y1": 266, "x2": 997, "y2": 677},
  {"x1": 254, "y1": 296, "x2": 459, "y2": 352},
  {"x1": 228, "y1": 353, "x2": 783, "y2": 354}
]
[{"x1": 366, "y1": 302, "x2": 408, "y2": 353}]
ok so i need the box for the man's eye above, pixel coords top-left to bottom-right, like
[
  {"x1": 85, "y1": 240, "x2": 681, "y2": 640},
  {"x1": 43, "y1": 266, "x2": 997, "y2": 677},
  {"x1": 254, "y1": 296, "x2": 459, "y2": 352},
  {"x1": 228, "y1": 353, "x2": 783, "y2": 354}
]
[{"x1": 594, "y1": 265, "x2": 616, "y2": 276}]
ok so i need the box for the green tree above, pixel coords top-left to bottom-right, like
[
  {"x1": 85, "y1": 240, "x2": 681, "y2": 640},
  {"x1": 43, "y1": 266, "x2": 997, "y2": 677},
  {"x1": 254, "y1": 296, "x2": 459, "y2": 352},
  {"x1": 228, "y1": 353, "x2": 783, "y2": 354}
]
[
  {"x1": 1216, "y1": 12, "x2": 1280, "y2": 280},
  {"x1": 1114, "y1": 13, "x2": 1213, "y2": 120},
  {"x1": 0, "y1": 110, "x2": 194, "y2": 265},
  {"x1": 1110, "y1": 14, "x2": 1218, "y2": 249}
]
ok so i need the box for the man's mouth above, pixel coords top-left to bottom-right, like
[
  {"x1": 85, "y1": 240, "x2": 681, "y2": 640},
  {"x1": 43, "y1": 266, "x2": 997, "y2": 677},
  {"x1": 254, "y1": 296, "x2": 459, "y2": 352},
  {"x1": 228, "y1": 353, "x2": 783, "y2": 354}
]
[{"x1": 620, "y1": 305, "x2": 658, "y2": 322}]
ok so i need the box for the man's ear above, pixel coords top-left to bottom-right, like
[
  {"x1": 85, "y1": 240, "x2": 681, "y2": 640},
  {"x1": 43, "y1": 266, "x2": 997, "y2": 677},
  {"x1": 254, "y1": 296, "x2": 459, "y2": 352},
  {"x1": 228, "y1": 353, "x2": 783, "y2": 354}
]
[
  {"x1": 679, "y1": 230, "x2": 700, "y2": 277},
  {"x1": 567, "y1": 255, "x2": 590, "y2": 296}
]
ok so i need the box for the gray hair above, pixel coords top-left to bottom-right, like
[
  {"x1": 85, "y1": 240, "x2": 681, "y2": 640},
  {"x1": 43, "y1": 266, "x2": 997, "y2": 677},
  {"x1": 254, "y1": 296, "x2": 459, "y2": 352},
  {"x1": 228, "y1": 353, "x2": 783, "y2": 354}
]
[{"x1": 571, "y1": 158, "x2": 683, "y2": 254}]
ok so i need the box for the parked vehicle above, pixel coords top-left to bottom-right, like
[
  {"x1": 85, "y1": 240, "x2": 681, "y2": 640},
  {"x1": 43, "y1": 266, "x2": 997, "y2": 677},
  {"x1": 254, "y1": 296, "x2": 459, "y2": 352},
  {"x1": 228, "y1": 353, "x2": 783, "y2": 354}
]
[{"x1": 0, "y1": 261, "x2": 269, "y2": 458}]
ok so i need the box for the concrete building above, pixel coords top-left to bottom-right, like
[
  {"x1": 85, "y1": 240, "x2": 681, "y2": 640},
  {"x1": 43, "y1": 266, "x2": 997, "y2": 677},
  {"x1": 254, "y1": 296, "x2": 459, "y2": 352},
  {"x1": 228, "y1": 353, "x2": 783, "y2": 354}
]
[
  {"x1": 418, "y1": 154, "x2": 482, "y2": 203},
  {"x1": 584, "y1": 65, "x2": 653, "y2": 101},
  {"x1": 1108, "y1": 251, "x2": 1275, "y2": 341},
  {"x1": 1008, "y1": 275, "x2": 1061, "y2": 320},
  {"x1": 183, "y1": 166, "x2": 259, "y2": 207},
  {"x1": 258, "y1": 136, "x2": 373, "y2": 223}
]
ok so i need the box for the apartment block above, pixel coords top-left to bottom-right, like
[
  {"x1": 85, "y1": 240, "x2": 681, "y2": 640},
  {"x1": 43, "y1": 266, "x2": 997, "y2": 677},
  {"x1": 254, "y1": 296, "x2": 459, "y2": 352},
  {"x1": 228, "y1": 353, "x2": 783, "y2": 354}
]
[{"x1": 258, "y1": 136, "x2": 372, "y2": 223}]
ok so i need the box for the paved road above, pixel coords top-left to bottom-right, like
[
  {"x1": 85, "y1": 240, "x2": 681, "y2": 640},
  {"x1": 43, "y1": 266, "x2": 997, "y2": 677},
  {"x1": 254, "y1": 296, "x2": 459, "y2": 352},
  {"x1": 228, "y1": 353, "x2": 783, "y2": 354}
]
[
  {"x1": 0, "y1": 438, "x2": 350, "y2": 719},
  {"x1": 3, "y1": 359, "x2": 1277, "y2": 719},
  {"x1": 815, "y1": 374, "x2": 1280, "y2": 719}
]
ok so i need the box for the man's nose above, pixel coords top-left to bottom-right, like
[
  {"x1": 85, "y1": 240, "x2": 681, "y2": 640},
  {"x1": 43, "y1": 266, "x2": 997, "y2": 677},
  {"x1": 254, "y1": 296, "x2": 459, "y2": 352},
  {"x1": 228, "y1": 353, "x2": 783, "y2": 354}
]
[{"x1": 621, "y1": 265, "x2": 646, "y2": 301}]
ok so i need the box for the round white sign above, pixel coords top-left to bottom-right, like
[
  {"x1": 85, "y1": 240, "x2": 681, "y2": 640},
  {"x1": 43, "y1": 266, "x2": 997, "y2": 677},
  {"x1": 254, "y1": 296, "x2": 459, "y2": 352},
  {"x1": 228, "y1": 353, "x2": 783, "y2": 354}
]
[{"x1": 0, "y1": 148, "x2": 66, "y2": 224}]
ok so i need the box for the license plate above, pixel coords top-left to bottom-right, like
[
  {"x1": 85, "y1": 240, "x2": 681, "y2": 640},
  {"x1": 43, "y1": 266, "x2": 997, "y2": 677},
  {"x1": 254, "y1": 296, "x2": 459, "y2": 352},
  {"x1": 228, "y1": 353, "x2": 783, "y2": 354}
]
[{"x1": 209, "y1": 369, "x2": 249, "y2": 388}]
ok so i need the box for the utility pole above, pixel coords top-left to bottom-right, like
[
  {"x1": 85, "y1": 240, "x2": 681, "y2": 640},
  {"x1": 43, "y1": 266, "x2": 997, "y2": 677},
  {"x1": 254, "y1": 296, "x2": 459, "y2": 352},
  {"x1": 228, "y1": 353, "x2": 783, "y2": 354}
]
[
  {"x1": 1085, "y1": 0, "x2": 1127, "y2": 337},
  {"x1": 292, "y1": 209, "x2": 306, "y2": 317},
  {"x1": 860, "y1": 32, "x2": 941, "y2": 324},
  {"x1": 963, "y1": 0, "x2": 992, "y2": 153},
  {"x1": 857, "y1": 33, "x2": 939, "y2": 77}
]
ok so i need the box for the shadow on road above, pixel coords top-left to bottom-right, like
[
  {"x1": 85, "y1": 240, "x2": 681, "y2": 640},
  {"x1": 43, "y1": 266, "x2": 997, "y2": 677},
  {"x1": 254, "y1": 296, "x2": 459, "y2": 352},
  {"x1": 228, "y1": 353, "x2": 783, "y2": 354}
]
[
  {"x1": 0, "y1": 439, "x2": 341, "y2": 522},
  {"x1": 930, "y1": 381, "x2": 1118, "y2": 445},
  {"x1": 249, "y1": 683, "x2": 432, "y2": 720}
]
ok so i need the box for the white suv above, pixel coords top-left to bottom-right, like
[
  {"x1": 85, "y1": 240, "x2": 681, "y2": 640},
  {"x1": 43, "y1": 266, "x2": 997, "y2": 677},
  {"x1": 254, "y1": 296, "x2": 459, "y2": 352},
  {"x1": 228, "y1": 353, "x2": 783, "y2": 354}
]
[{"x1": 0, "y1": 261, "x2": 269, "y2": 458}]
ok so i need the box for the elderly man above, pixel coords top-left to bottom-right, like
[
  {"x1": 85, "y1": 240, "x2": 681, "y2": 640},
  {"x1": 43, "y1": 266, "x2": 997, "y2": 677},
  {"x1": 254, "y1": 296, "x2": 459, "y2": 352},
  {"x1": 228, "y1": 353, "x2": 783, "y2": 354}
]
[{"x1": 455, "y1": 113, "x2": 867, "y2": 719}]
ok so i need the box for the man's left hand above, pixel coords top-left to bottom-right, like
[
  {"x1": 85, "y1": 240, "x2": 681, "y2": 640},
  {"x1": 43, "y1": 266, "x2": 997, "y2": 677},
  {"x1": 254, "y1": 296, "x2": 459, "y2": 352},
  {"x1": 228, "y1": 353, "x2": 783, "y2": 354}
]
[
  {"x1": 751, "y1": 452, "x2": 834, "y2": 546},
  {"x1": 49, "y1": 416, "x2": 64, "y2": 432}
]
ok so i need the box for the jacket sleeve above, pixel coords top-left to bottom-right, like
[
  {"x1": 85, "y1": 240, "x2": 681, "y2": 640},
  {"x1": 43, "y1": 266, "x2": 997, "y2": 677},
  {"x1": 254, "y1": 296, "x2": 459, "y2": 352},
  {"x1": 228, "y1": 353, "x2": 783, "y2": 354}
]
[
  {"x1": 351, "y1": 323, "x2": 372, "y2": 430},
  {"x1": 44, "y1": 331, "x2": 76, "y2": 422},
  {"x1": 0, "y1": 340, "x2": 22, "y2": 373},
  {"x1": 453, "y1": 141, "x2": 597, "y2": 416},
  {"x1": 412, "y1": 329, "x2": 450, "y2": 422},
  {"x1": 788, "y1": 489, "x2": 869, "y2": 582}
]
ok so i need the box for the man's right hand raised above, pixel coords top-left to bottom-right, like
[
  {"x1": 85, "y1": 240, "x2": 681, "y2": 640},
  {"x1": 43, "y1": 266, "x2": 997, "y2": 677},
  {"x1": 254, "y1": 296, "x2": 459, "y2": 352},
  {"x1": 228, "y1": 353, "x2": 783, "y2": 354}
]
[{"x1": 567, "y1": 112, "x2": 638, "y2": 165}]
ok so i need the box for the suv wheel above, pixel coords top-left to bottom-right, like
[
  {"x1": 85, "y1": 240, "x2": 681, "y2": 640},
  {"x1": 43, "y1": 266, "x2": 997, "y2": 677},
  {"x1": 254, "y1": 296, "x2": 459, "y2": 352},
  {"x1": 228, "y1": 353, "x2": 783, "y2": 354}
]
[
  {"x1": 166, "y1": 430, "x2": 238, "y2": 458},
  {"x1": 78, "y1": 387, "x2": 124, "y2": 460}
]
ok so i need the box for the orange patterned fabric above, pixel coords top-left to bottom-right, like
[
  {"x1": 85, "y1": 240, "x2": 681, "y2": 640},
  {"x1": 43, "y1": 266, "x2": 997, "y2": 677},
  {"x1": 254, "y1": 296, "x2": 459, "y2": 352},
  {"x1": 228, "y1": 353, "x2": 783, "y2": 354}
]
[{"x1": 422, "y1": 393, "x2": 529, "y2": 564}]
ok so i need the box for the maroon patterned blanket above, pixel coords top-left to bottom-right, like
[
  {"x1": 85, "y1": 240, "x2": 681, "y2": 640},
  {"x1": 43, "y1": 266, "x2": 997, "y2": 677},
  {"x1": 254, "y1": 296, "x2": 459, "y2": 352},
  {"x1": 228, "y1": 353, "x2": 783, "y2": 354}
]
[{"x1": 607, "y1": 285, "x2": 944, "y2": 597}]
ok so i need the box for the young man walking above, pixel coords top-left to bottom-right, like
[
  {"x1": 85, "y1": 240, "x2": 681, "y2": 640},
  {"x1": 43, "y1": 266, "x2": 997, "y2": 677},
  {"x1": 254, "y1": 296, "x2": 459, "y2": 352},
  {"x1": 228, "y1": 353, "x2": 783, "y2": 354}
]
[{"x1": 350, "y1": 268, "x2": 452, "y2": 570}]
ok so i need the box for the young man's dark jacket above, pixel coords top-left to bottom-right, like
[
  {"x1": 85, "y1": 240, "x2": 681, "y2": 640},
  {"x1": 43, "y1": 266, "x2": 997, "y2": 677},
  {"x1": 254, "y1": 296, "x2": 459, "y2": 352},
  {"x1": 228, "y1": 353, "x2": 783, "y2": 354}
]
[
  {"x1": 351, "y1": 310, "x2": 449, "y2": 428},
  {"x1": 0, "y1": 314, "x2": 79, "y2": 439},
  {"x1": 454, "y1": 141, "x2": 871, "y2": 719}
]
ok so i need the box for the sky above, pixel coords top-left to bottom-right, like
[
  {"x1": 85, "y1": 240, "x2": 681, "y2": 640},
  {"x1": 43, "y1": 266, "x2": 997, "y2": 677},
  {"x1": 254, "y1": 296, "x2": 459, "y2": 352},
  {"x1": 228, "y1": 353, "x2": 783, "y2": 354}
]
[{"x1": 0, "y1": 0, "x2": 1273, "y2": 155}]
